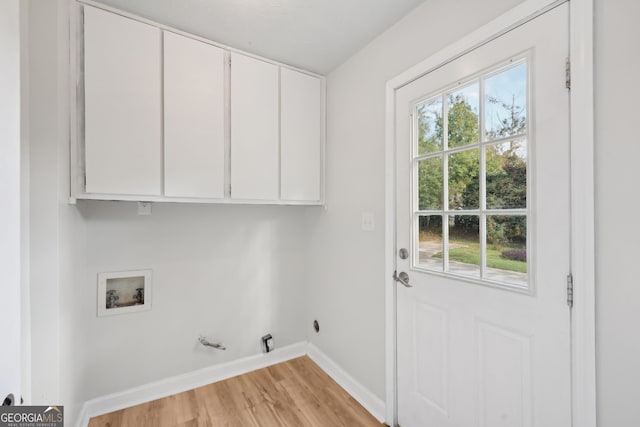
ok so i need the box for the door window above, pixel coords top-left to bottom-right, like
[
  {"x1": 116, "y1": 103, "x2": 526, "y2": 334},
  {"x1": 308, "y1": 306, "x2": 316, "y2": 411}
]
[{"x1": 414, "y1": 58, "x2": 529, "y2": 288}]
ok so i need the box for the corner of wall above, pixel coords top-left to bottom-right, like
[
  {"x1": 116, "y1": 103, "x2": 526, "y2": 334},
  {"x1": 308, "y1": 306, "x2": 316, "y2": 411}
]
[{"x1": 19, "y1": 0, "x2": 32, "y2": 405}]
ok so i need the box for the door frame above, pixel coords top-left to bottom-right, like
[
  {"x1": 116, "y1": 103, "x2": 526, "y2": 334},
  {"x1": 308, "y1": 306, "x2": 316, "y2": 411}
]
[
  {"x1": 0, "y1": 0, "x2": 23, "y2": 404},
  {"x1": 383, "y1": 0, "x2": 596, "y2": 426}
]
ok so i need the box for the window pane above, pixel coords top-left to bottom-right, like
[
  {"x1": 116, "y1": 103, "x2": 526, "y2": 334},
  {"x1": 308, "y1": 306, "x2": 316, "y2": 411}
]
[
  {"x1": 418, "y1": 157, "x2": 443, "y2": 210},
  {"x1": 485, "y1": 215, "x2": 527, "y2": 286},
  {"x1": 448, "y1": 83, "x2": 479, "y2": 148},
  {"x1": 486, "y1": 140, "x2": 527, "y2": 209},
  {"x1": 484, "y1": 63, "x2": 527, "y2": 140},
  {"x1": 447, "y1": 215, "x2": 480, "y2": 277},
  {"x1": 448, "y1": 149, "x2": 479, "y2": 210},
  {"x1": 417, "y1": 97, "x2": 443, "y2": 155},
  {"x1": 418, "y1": 215, "x2": 443, "y2": 270}
]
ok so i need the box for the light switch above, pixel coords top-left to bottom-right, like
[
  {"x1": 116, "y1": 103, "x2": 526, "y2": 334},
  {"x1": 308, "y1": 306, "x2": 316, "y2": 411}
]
[
  {"x1": 137, "y1": 202, "x2": 152, "y2": 215},
  {"x1": 361, "y1": 212, "x2": 375, "y2": 231}
]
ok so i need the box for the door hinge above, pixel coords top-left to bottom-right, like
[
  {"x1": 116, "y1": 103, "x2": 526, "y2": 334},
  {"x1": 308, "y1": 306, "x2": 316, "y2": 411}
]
[
  {"x1": 566, "y1": 273, "x2": 574, "y2": 308},
  {"x1": 565, "y1": 57, "x2": 571, "y2": 90}
]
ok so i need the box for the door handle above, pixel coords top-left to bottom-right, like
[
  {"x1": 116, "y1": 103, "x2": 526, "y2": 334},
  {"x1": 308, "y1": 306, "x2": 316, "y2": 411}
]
[{"x1": 393, "y1": 270, "x2": 412, "y2": 288}]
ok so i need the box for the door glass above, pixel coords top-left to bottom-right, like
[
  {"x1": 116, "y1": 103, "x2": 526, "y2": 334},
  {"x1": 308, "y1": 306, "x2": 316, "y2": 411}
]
[
  {"x1": 416, "y1": 97, "x2": 443, "y2": 155},
  {"x1": 484, "y1": 63, "x2": 527, "y2": 140},
  {"x1": 485, "y1": 215, "x2": 527, "y2": 286},
  {"x1": 418, "y1": 157, "x2": 443, "y2": 210},
  {"x1": 448, "y1": 149, "x2": 480, "y2": 210},
  {"x1": 447, "y1": 215, "x2": 480, "y2": 277},
  {"x1": 486, "y1": 140, "x2": 527, "y2": 209},
  {"x1": 447, "y1": 83, "x2": 480, "y2": 148},
  {"x1": 412, "y1": 59, "x2": 529, "y2": 289},
  {"x1": 418, "y1": 215, "x2": 443, "y2": 270}
]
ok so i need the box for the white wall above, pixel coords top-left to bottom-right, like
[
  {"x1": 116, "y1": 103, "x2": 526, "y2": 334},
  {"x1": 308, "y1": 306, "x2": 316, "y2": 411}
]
[
  {"x1": 594, "y1": 0, "x2": 640, "y2": 425},
  {"x1": 307, "y1": 0, "x2": 525, "y2": 400},
  {"x1": 20, "y1": 0, "x2": 32, "y2": 404},
  {"x1": 73, "y1": 202, "x2": 309, "y2": 400},
  {"x1": 25, "y1": 1, "x2": 87, "y2": 421},
  {"x1": 54, "y1": 0, "x2": 89, "y2": 419},
  {"x1": 28, "y1": 0, "x2": 67, "y2": 405},
  {"x1": 0, "y1": 0, "x2": 23, "y2": 405}
]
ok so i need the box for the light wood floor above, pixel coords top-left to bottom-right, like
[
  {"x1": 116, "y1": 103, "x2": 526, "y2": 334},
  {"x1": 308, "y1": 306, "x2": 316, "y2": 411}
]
[{"x1": 89, "y1": 356, "x2": 386, "y2": 427}]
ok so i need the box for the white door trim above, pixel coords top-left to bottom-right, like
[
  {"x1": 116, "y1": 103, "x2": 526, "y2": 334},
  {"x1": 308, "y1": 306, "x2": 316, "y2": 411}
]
[
  {"x1": 383, "y1": 0, "x2": 596, "y2": 425},
  {"x1": 567, "y1": 0, "x2": 596, "y2": 426},
  {"x1": 0, "y1": 0, "x2": 23, "y2": 405}
]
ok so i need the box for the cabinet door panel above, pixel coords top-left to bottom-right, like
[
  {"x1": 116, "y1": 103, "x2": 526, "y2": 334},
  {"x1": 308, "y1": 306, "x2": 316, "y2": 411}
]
[
  {"x1": 230, "y1": 53, "x2": 279, "y2": 200},
  {"x1": 84, "y1": 6, "x2": 161, "y2": 196},
  {"x1": 280, "y1": 69, "x2": 322, "y2": 201},
  {"x1": 164, "y1": 31, "x2": 225, "y2": 199}
]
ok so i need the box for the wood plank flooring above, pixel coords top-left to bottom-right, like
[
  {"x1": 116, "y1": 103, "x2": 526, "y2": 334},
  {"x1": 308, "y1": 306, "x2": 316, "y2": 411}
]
[{"x1": 89, "y1": 356, "x2": 385, "y2": 427}]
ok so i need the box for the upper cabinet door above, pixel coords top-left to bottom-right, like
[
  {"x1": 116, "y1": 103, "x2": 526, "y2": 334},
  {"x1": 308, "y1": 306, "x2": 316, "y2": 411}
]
[
  {"x1": 230, "y1": 53, "x2": 279, "y2": 201},
  {"x1": 280, "y1": 68, "x2": 322, "y2": 202},
  {"x1": 83, "y1": 6, "x2": 162, "y2": 196},
  {"x1": 164, "y1": 32, "x2": 226, "y2": 199}
]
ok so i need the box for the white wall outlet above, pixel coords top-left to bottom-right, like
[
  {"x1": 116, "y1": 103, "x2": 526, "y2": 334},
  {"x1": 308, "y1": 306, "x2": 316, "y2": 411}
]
[
  {"x1": 137, "y1": 202, "x2": 152, "y2": 215},
  {"x1": 361, "y1": 212, "x2": 375, "y2": 231}
]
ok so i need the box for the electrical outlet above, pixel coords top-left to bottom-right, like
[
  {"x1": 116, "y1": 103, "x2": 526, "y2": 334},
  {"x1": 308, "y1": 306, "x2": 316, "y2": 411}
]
[
  {"x1": 137, "y1": 202, "x2": 151, "y2": 215},
  {"x1": 361, "y1": 212, "x2": 375, "y2": 231}
]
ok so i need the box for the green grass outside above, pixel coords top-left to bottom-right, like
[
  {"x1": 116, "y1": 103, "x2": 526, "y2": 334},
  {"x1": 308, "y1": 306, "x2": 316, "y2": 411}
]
[{"x1": 431, "y1": 239, "x2": 527, "y2": 273}]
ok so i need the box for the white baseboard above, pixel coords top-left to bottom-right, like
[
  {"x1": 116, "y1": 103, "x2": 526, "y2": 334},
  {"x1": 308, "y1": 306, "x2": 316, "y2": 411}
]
[
  {"x1": 75, "y1": 341, "x2": 386, "y2": 427},
  {"x1": 76, "y1": 406, "x2": 90, "y2": 427},
  {"x1": 306, "y1": 343, "x2": 386, "y2": 423},
  {"x1": 75, "y1": 342, "x2": 307, "y2": 427}
]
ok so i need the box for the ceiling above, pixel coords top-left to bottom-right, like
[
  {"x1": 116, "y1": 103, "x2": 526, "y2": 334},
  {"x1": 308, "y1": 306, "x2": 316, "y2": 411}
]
[{"x1": 92, "y1": 0, "x2": 426, "y2": 74}]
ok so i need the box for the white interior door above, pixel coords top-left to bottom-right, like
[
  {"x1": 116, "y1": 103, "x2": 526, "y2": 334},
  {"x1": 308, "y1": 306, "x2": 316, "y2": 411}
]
[{"x1": 395, "y1": 5, "x2": 571, "y2": 427}]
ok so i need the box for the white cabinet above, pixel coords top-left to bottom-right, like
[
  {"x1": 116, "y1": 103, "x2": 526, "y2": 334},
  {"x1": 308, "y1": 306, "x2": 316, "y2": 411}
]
[
  {"x1": 280, "y1": 68, "x2": 322, "y2": 202},
  {"x1": 76, "y1": 5, "x2": 324, "y2": 205},
  {"x1": 83, "y1": 6, "x2": 162, "y2": 196},
  {"x1": 230, "y1": 53, "x2": 280, "y2": 201},
  {"x1": 163, "y1": 31, "x2": 226, "y2": 199}
]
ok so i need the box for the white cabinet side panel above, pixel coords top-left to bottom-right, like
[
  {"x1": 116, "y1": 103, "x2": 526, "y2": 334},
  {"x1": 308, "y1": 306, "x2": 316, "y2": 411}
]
[
  {"x1": 84, "y1": 6, "x2": 161, "y2": 196},
  {"x1": 164, "y1": 31, "x2": 225, "y2": 199},
  {"x1": 230, "y1": 53, "x2": 279, "y2": 200},
  {"x1": 280, "y1": 69, "x2": 322, "y2": 201}
]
